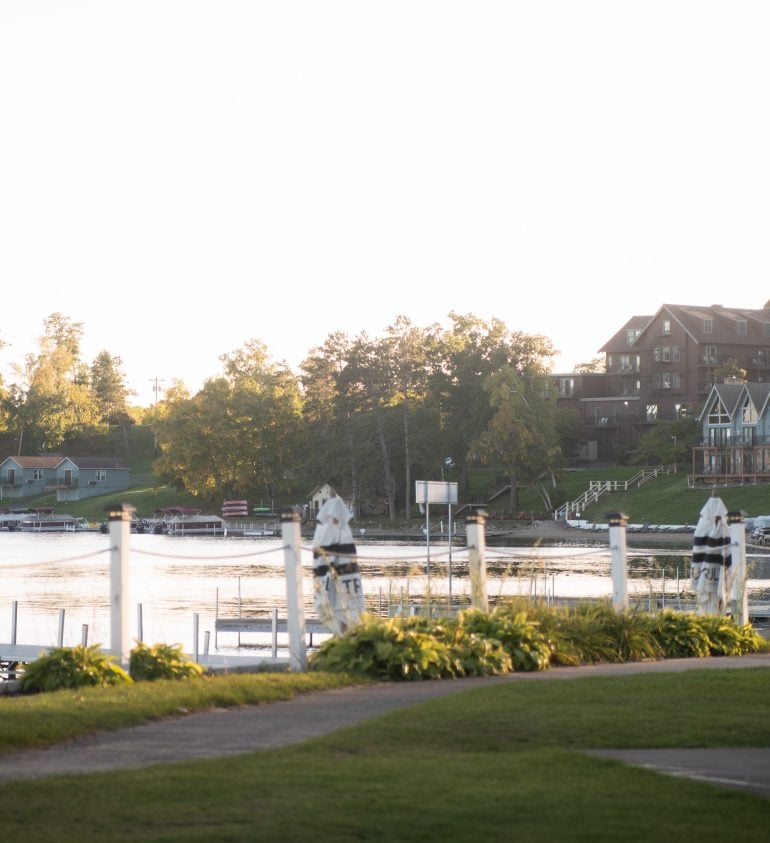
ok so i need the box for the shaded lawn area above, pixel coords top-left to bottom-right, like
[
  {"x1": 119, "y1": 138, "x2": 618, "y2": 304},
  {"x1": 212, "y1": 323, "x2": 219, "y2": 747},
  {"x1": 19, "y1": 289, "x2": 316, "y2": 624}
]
[{"x1": 3, "y1": 668, "x2": 770, "y2": 842}]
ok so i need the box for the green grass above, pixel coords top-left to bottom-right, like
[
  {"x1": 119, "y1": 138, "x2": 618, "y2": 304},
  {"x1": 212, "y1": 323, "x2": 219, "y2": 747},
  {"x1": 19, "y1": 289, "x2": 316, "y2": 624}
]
[
  {"x1": 14, "y1": 439, "x2": 770, "y2": 526},
  {"x1": 0, "y1": 672, "x2": 361, "y2": 752},
  {"x1": 2, "y1": 668, "x2": 770, "y2": 841}
]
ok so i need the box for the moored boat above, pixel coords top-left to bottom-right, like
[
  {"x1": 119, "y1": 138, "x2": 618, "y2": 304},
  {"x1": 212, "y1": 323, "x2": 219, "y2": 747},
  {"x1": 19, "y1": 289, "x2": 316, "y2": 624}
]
[
  {"x1": 13, "y1": 507, "x2": 88, "y2": 532},
  {"x1": 155, "y1": 507, "x2": 227, "y2": 536}
]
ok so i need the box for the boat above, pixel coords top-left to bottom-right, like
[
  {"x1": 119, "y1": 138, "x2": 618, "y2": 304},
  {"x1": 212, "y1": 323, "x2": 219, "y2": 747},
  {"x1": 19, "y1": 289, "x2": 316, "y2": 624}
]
[
  {"x1": 13, "y1": 507, "x2": 88, "y2": 532},
  {"x1": 154, "y1": 507, "x2": 227, "y2": 536}
]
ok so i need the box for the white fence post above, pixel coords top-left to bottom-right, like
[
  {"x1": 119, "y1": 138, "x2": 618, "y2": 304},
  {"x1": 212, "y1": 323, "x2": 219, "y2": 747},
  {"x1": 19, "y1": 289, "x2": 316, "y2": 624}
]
[
  {"x1": 106, "y1": 502, "x2": 135, "y2": 669},
  {"x1": 727, "y1": 511, "x2": 749, "y2": 625},
  {"x1": 466, "y1": 509, "x2": 488, "y2": 612},
  {"x1": 607, "y1": 511, "x2": 629, "y2": 610},
  {"x1": 281, "y1": 507, "x2": 307, "y2": 671}
]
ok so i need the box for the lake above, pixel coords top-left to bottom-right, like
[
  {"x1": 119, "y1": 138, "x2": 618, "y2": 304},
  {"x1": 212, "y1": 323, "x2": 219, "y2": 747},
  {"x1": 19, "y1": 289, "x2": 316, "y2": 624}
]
[{"x1": 1, "y1": 531, "x2": 768, "y2": 656}]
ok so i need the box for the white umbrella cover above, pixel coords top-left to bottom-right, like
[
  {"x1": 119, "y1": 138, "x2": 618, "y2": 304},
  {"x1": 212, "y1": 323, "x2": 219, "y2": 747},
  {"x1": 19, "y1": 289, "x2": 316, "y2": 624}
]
[
  {"x1": 691, "y1": 496, "x2": 732, "y2": 615},
  {"x1": 311, "y1": 495, "x2": 365, "y2": 634}
]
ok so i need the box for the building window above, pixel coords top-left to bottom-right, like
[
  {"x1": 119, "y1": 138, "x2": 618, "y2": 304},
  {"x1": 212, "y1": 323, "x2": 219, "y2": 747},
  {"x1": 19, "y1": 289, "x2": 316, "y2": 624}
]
[
  {"x1": 708, "y1": 398, "x2": 730, "y2": 425},
  {"x1": 653, "y1": 347, "x2": 661, "y2": 362},
  {"x1": 619, "y1": 354, "x2": 631, "y2": 372},
  {"x1": 704, "y1": 345, "x2": 718, "y2": 363},
  {"x1": 607, "y1": 354, "x2": 613, "y2": 369},
  {"x1": 662, "y1": 320, "x2": 671, "y2": 334},
  {"x1": 672, "y1": 372, "x2": 681, "y2": 389},
  {"x1": 626, "y1": 330, "x2": 639, "y2": 345},
  {"x1": 662, "y1": 346, "x2": 671, "y2": 362},
  {"x1": 558, "y1": 377, "x2": 574, "y2": 397},
  {"x1": 672, "y1": 346, "x2": 681, "y2": 362},
  {"x1": 765, "y1": 322, "x2": 770, "y2": 337},
  {"x1": 95, "y1": 470, "x2": 107, "y2": 482},
  {"x1": 737, "y1": 319, "x2": 747, "y2": 336},
  {"x1": 743, "y1": 398, "x2": 758, "y2": 424},
  {"x1": 646, "y1": 404, "x2": 658, "y2": 420},
  {"x1": 661, "y1": 373, "x2": 671, "y2": 389},
  {"x1": 652, "y1": 373, "x2": 661, "y2": 388},
  {"x1": 704, "y1": 318, "x2": 713, "y2": 334},
  {"x1": 33, "y1": 469, "x2": 44, "y2": 481}
]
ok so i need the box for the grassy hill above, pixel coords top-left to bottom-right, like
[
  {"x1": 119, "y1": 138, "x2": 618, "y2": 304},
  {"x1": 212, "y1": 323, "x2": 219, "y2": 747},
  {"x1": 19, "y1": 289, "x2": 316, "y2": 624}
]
[{"x1": 11, "y1": 425, "x2": 770, "y2": 525}]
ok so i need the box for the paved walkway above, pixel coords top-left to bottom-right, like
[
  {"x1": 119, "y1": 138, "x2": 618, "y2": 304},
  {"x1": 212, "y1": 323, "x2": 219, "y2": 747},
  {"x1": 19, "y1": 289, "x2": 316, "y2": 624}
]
[{"x1": 2, "y1": 654, "x2": 770, "y2": 796}]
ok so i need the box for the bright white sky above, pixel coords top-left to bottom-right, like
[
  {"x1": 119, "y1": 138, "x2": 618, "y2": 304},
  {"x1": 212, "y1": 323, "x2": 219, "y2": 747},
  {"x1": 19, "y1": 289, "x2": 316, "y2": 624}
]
[{"x1": 1, "y1": 1, "x2": 769, "y2": 406}]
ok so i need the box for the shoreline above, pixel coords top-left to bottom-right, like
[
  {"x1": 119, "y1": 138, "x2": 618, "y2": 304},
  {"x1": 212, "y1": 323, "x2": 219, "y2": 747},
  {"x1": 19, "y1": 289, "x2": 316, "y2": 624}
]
[{"x1": 346, "y1": 519, "x2": 696, "y2": 548}]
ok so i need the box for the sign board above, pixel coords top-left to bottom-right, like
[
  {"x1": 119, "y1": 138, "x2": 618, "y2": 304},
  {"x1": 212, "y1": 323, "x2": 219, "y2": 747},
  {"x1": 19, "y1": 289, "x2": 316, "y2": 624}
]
[{"x1": 414, "y1": 480, "x2": 458, "y2": 505}]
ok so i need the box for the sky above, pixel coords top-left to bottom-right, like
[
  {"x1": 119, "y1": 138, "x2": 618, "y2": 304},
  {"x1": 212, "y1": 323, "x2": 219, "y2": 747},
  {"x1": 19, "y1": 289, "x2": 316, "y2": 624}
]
[{"x1": 1, "y1": 1, "x2": 769, "y2": 406}]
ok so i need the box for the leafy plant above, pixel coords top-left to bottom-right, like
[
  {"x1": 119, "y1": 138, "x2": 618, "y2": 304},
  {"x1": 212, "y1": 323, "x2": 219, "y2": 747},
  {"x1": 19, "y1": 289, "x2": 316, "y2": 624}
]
[
  {"x1": 550, "y1": 603, "x2": 623, "y2": 665},
  {"x1": 20, "y1": 645, "x2": 132, "y2": 693},
  {"x1": 696, "y1": 616, "x2": 766, "y2": 656},
  {"x1": 458, "y1": 607, "x2": 551, "y2": 671},
  {"x1": 129, "y1": 641, "x2": 205, "y2": 681},
  {"x1": 309, "y1": 615, "x2": 510, "y2": 680},
  {"x1": 652, "y1": 610, "x2": 711, "y2": 658}
]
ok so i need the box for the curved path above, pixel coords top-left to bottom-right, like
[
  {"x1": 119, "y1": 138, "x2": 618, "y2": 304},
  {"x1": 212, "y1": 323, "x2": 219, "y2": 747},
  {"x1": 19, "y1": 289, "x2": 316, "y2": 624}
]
[{"x1": 2, "y1": 653, "x2": 770, "y2": 794}]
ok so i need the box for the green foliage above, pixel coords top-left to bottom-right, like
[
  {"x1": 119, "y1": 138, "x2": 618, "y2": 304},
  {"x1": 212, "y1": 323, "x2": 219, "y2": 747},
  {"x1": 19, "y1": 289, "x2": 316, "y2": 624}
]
[
  {"x1": 309, "y1": 615, "x2": 511, "y2": 680},
  {"x1": 696, "y1": 616, "x2": 766, "y2": 656},
  {"x1": 20, "y1": 645, "x2": 132, "y2": 693},
  {"x1": 458, "y1": 607, "x2": 551, "y2": 671},
  {"x1": 310, "y1": 605, "x2": 764, "y2": 681},
  {"x1": 652, "y1": 610, "x2": 713, "y2": 658},
  {"x1": 129, "y1": 641, "x2": 205, "y2": 681}
]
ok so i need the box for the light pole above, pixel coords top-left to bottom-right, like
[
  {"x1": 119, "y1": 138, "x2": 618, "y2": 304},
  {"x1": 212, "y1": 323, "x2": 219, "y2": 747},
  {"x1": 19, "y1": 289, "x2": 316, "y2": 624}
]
[{"x1": 149, "y1": 377, "x2": 165, "y2": 455}]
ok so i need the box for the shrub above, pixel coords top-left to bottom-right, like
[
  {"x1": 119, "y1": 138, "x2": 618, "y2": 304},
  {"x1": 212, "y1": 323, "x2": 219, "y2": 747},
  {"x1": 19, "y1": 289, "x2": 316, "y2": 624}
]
[
  {"x1": 20, "y1": 645, "x2": 132, "y2": 693},
  {"x1": 458, "y1": 607, "x2": 551, "y2": 671},
  {"x1": 652, "y1": 610, "x2": 711, "y2": 658},
  {"x1": 129, "y1": 641, "x2": 205, "y2": 681},
  {"x1": 696, "y1": 616, "x2": 766, "y2": 656},
  {"x1": 309, "y1": 614, "x2": 512, "y2": 680}
]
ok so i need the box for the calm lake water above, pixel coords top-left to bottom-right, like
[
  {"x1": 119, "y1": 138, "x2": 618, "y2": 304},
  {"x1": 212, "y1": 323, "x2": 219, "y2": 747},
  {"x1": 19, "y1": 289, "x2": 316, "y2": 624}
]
[{"x1": 2, "y1": 531, "x2": 769, "y2": 655}]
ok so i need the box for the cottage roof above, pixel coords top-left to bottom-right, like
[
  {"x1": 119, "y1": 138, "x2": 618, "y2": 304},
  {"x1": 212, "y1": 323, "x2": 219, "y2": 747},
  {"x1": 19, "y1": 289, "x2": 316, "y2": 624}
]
[
  {"x1": 61, "y1": 456, "x2": 128, "y2": 469},
  {"x1": 1, "y1": 455, "x2": 63, "y2": 469}
]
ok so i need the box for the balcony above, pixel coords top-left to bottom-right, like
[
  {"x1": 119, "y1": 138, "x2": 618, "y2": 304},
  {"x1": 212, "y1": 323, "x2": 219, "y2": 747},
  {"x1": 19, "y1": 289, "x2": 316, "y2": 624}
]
[{"x1": 45, "y1": 478, "x2": 78, "y2": 489}]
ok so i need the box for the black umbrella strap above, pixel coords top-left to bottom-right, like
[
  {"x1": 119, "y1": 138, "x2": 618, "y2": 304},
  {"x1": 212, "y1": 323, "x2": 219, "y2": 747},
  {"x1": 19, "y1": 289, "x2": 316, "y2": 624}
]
[
  {"x1": 693, "y1": 535, "x2": 732, "y2": 567},
  {"x1": 313, "y1": 561, "x2": 361, "y2": 578}
]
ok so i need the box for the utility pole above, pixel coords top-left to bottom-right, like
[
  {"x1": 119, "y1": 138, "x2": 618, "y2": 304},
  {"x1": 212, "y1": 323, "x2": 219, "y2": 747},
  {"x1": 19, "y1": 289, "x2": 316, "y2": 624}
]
[{"x1": 149, "y1": 377, "x2": 165, "y2": 456}]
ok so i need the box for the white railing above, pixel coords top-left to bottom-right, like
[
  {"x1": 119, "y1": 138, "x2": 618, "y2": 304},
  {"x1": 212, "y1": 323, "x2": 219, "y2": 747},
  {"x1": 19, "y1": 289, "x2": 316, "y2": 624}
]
[{"x1": 554, "y1": 464, "x2": 677, "y2": 520}]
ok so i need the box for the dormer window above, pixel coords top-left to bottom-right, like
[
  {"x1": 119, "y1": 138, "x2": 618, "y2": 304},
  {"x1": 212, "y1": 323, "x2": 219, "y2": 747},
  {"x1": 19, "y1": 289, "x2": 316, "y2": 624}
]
[
  {"x1": 742, "y1": 397, "x2": 758, "y2": 424},
  {"x1": 708, "y1": 398, "x2": 729, "y2": 425},
  {"x1": 704, "y1": 318, "x2": 713, "y2": 334}
]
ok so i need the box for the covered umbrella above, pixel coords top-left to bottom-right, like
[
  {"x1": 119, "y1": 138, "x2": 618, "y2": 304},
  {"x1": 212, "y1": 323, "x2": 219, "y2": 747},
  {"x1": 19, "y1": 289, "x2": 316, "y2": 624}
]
[
  {"x1": 311, "y1": 494, "x2": 365, "y2": 634},
  {"x1": 691, "y1": 495, "x2": 733, "y2": 615}
]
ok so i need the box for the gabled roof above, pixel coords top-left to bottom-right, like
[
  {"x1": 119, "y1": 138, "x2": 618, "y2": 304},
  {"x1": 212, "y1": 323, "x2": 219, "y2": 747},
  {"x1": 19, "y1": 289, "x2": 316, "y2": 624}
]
[
  {"x1": 603, "y1": 302, "x2": 770, "y2": 353},
  {"x1": 0, "y1": 455, "x2": 63, "y2": 469},
  {"x1": 60, "y1": 456, "x2": 128, "y2": 470},
  {"x1": 598, "y1": 315, "x2": 654, "y2": 353},
  {"x1": 697, "y1": 382, "x2": 770, "y2": 423}
]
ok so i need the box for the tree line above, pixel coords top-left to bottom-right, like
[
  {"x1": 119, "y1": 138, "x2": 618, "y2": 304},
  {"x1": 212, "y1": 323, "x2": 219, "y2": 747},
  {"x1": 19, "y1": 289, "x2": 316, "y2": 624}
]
[{"x1": 1, "y1": 312, "x2": 586, "y2": 519}]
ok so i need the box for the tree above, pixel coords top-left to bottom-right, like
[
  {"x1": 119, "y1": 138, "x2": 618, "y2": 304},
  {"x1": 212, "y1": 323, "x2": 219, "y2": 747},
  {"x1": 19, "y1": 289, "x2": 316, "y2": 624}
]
[
  {"x1": 630, "y1": 418, "x2": 700, "y2": 466},
  {"x1": 574, "y1": 357, "x2": 606, "y2": 373},
  {"x1": 154, "y1": 342, "x2": 303, "y2": 502},
  {"x1": 430, "y1": 312, "x2": 556, "y2": 493},
  {"x1": 477, "y1": 366, "x2": 562, "y2": 511},
  {"x1": 5, "y1": 313, "x2": 102, "y2": 453}
]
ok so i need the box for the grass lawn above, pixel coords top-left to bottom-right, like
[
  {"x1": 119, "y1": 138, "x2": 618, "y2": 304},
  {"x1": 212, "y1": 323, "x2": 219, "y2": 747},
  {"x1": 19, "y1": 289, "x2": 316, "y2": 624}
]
[{"x1": 2, "y1": 667, "x2": 770, "y2": 841}]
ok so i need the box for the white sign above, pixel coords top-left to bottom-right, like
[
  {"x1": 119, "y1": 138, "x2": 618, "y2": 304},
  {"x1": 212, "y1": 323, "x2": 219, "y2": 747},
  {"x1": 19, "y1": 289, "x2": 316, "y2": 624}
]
[{"x1": 414, "y1": 480, "x2": 458, "y2": 505}]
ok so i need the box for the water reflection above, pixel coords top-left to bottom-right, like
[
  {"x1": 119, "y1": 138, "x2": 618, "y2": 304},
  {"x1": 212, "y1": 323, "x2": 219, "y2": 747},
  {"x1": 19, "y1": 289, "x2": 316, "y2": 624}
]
[{"x1": 1, "y1": 532, "x2": 768, "y2": 654}]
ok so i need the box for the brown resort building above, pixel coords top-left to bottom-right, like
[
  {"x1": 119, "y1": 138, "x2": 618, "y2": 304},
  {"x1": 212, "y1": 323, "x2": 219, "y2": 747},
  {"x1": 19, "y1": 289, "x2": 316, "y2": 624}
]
[{"x1": 554, "y1": 300, "x2": 770, "y2": 463}]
